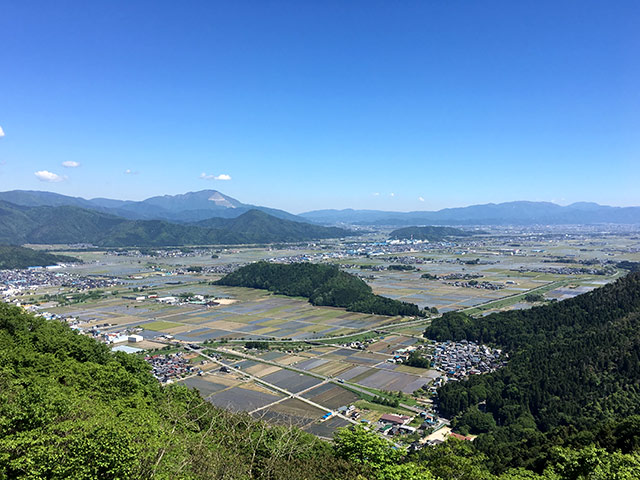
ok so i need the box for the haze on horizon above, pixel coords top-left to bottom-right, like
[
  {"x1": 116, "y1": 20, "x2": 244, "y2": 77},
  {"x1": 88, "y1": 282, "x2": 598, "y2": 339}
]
[{"x1": 0, "y1": 1, "x2": 638, "y2": 213}]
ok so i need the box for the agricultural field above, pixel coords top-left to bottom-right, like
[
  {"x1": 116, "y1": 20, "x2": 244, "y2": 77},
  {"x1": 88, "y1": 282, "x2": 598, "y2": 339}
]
[
  {"x1": 15, "y1": 226, "x2": 640, "y2": 441},
  {"x1": 47, "y1": 284, "x2": 406, "y2": 343}
]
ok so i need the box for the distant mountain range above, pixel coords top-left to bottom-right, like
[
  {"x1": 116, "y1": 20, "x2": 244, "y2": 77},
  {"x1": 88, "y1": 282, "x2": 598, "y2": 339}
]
[
  {"x1": 0, "y1": 201, "x2": 355, "y2": 247},
  {"x1": 2, "y1": 190, "x2": 639, "y2": 230},
  {"x1": 301, "y1": 201, "x2": 640, "y2": 225},
  {"x1": 0, "y1": 190, "x2": 303, "y2": 223}
]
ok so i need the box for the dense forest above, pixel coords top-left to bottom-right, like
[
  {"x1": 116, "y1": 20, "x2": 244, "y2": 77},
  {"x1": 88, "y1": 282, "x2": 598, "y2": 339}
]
[
  {"x1": 388, "y1": 226, "x2": 474, "y2": 241},
  {"x1": 215, "y1": 261, "x2": 426, "y2": 317},
  {"x1": 425, "y1": 272, "x2": 640, "y2": 472},
  {"x1": 0, "y1": 201, "x2": 354, "y2": 247},
  {"x1": 0, "y1": 245, "x2": 79, "y2": 269}
]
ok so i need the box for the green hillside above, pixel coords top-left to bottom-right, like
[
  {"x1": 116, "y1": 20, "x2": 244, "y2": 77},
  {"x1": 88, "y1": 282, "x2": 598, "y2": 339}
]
[
  {"x1": 2, "y1": 301, "x2": 640, "y2": 479},
  {"x1": 195, "y1": 209, "x2": 354, "y2": 243},
  {"x1": 215, "y1": 261, "x2": 427, "y2": 317},
  {"x1": 0, "y1": 303, "x2": 358, "y2": 479},
  {"x1": 0, "y1": 245, "x2": 79, "y2": 269},
  {"x1": 388, "y1": 226, "x2": 473, "y2": 241},
  {"x1": 0, "y1": 201, "x2": 355, "y2": 247},
  {"x1": 425, "y1": 272, "x2": 640, "y2": 472}
]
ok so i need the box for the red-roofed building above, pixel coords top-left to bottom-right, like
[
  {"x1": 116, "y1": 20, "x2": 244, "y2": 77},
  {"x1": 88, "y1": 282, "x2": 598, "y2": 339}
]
[{"x1": 448, "y1": 432, "x2": 473, "y2": 441}]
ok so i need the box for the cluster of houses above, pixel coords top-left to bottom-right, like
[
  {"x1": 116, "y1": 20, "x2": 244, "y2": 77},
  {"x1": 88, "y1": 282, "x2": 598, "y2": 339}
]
[
  {"x1": 443, "y1": 280, "x2": 504, "y2": 290},
  {"x1": 339, "y1": 338, "x2": 375, "y2": 350},
  {"x1": 513, "y1": 265, "x2": 611, "y2": 276},
  {"x1": 145, "y1": 352, "x2": 200, "y2": 383},
  {"x1": 123, "y1": 293, "x2": 220, "y2": 307},
  {"x1": 385, "y1": 255, "x2": 434, "y2": 265},
  {"x1": 107, "y1": 248, "x2": 220, "y2": 258},
  {"x1": 386, "y1": 340, "x2": 504, "y2": 384},
  {"x1": 439, "y1": 273, "x2": 484, "y2": 280},
  {"x1": 386, "y1": 346, "x2": 418, "y2": 363},
  {"x1": 430, "y1": 341, "x2": 504, "y2": 379},
  {"x1": 193, "y1": 263, "x2": 245, "y2": 274},
  {"x1": 0, "y1": 268, "x2": 121, "y2": 301}
]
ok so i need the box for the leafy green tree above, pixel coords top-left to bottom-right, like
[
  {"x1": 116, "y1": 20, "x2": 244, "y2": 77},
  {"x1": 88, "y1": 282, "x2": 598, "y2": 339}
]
[{"x1": 333, "y1": 426, "x2": 434, "y2": 480}]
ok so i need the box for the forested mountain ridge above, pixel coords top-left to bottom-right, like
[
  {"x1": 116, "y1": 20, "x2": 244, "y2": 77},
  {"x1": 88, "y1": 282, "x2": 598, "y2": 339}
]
[
  {"x1": 193, "y1": 209, "x2": 352, "y2": 242},
  {"x1": 0, "y1": 201, "x2": 355, "y2": 246},
  {"x1": 0, "y1": 189, "x2": 304, "y2": 222},
  {"x1": 425, "y1": 272, "x2": 640, "y2": 472},
  {"x1": 0, "y1": 245, "x2": 79, "y2": 269},
  {"x1": 215, "y1": 261, "x2": 427, "y2": 317}
]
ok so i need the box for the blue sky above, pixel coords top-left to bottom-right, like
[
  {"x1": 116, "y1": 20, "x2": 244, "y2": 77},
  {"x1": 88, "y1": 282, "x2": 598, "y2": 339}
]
[{"x1": 0, "y1": 1, "x2": 638, "y2": 213}]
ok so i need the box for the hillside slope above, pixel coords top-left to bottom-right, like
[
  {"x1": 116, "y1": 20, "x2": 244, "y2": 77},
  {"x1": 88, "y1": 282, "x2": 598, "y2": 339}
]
[
  {"x1": 196, "y1": 209, "x2": 352, "y2": 243},
  {"x1": 0, "y1": 245, "x2": 79, "y2": 269},
  {"x1": 0, "y1": 303, "x2": 357, "y2": 479},
  {"x1": 425, "y1": 272, "x2": 640, "y2": 471},
  {"x1": 0, "y1": 202, "x2": 355, "y2": 247}
]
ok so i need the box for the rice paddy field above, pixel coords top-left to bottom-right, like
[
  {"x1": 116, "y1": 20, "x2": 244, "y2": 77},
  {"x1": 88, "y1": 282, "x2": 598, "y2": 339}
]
[
  {"x1": 345, "y1": 255, "x2": 614, "y2": 313},
  {"x1": 49, "y1": 286, "x2": 406, "y2": 342},
  {"x1": 228, "y1": 336, "x2": 439, "y2": 395}
]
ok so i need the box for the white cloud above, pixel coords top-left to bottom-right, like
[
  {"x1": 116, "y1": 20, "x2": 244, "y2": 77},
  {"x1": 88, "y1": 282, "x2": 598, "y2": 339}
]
[
  {"x1": 62, "y1": 161, "x2": 80, "y2": 168},
  {"x1": 200, "y1": 172, "x2": 231, "y2": 181},
  {"x1": 390, "y1": 192, "x2": 395, "y2": 197},
  {"x1": 372, "y1": 192, "x2": 380, "y2": 196},
  {"x1": 34, "y1": 170, "x2": 66, "y2": 183},
  {"x1": 418, "y1": 196, "x2": 425, "y2": 202},
  {"x1": 124, "y1": 169, "x2": 139, "y2": 175},
  {"x1": 0, "y1": 126, "x2": 4, "y2": 137}
]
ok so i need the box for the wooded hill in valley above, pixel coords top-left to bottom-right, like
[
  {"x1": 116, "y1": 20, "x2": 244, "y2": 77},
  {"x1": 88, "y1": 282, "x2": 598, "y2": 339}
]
[
  {"x1": 0, "y1": 245, "x2": 79, "y2": 269},
  {"x1": 215, "y1": 261, "x2": 427, "y2": 317}
]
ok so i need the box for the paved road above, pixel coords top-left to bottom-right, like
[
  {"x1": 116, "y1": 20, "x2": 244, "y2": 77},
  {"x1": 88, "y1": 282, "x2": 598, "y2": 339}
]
[
  {"x1": 183, "y1": 345, "x2": 359, "y2": 426},
  {"x1": 212, "y1": 347, "x2": 427, "y2": 415},
  {"x1": 182, "y1": 346, "x2": 403, "y2": 447}
]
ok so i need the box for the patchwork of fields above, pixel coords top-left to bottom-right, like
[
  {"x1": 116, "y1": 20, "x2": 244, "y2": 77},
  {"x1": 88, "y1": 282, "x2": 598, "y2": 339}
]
[
  {"x1": 173, "y1": 333, "x2": 438, "y2": 437},
  {"x1": 50, "y1": 286, "x2": 405, "y2": 342},
  {"x1": 33, "y1": 230, "x2": 638, "y2": 439}
]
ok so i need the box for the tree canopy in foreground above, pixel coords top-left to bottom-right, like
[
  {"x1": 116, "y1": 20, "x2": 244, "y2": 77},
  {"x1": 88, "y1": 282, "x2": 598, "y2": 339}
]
[{"x1": 2, "y1": 279, "x2": 640, "y2": 479}]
